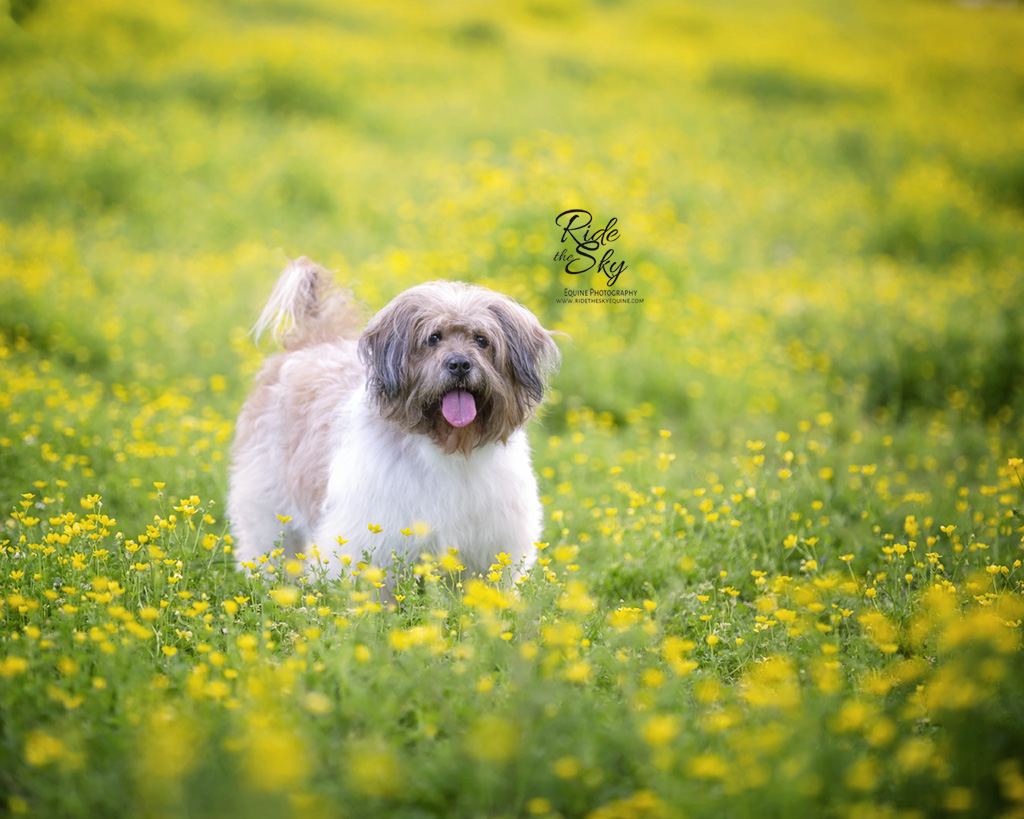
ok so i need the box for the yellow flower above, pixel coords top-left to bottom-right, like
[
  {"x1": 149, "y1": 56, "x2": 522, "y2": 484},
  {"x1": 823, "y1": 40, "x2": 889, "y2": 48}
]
[
  {"x1": 641, "y1": 714, "x2": 680, "y2": 747},
  {"x1": 24, "y1": 731, "x2": 67, "y2": 767},
  {"x1": 269, "y1": 586, "x2": 300, "y2": 606},
  {"x1": 741, "y1": 657, "x2": 800, "y2": 709},
  {"x1": 662, "y1": 636, "x2": 698, "y2": 676},
  {"x1": 845, "y1": 757, "x2": 880, "y2": 791},
  {"x1": 944, "y1": 788, "x2": 973, "y2": 812},
  {"x1": 832, "y1": 700, "x2": 876, "y2": 733},
  {"x1": 642, "y1": 669, "x2": 666, "y2": 688},
  {"x1": 688, "y1": 753, "x2": 728, "y2": 779},
  {"x1": 388, "y1": 624, "x2": 442, "y2": 652},
  {"x1": 347, "y1": 740, "x2": 400, "y2": 797},
  {"x1": 303, "y1": 692, "x2": 333, "y2": 716},
  {"x1": 465, "y1": 716, "x2": 519, "y2": 762},
  {"x1": 439, "y1": 550, "x2": 465, "y2": 573},
  {"x1": 554, "y1": 756, "x2": 581, "y2": 779},
  {"x1": 558, "y1": 580, "x2": 596, "y2": 614},
  {"x1": 243, "y1": 719, "x2": 309, "y2": 792},
  {"x1": 608, "y1": 607, "x2": 643, "y2": 631},
  {"x1": 360, "y1": 566, "x2": 385, "y2": 585},
  {"x1": 463, "y1": 579, "x2": 514, "y2": 613},
  {"x1": 564, "y1": 660, "x2": 593, "y2": 684},
  {"x1": 554, "y1": 544, "x2": 579, "y2": 563},
  {"x1": 57, "y1": 657, "x2": 79, "y2": 676},
  {"x1": 0, "y1": 656, "x2": 29, "y2": 677}
]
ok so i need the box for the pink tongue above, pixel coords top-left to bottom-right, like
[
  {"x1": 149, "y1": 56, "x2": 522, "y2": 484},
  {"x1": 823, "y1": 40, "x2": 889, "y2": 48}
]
[{"x1": 441, "y1": 390, "x2": 477, "y2": 428}]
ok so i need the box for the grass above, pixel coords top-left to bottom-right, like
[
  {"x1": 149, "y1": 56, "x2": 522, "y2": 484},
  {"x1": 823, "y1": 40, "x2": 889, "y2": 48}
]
[{"x1": 2, "y1": 0, "x2": 1024, "y2": 817}]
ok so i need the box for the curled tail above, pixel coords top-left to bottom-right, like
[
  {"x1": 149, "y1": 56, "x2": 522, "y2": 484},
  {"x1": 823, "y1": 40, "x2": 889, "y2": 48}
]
[{"x1": 252, "y1": 257, "x2": 362, "y2": 349}]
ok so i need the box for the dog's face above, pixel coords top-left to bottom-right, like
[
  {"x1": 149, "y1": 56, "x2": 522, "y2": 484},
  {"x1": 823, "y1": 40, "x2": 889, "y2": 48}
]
[{"x1": 357, "y1": 282, "x2": 559, "y2": 454}]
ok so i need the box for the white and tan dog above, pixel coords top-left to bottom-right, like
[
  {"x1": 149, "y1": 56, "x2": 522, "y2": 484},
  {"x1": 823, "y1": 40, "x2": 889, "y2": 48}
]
[{"x1": 227, "y1": 258, "x2": 560, "y2": 583}]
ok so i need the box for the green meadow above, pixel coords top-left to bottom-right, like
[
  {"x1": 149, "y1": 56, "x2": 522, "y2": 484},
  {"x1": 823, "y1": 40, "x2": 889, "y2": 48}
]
[{"x1": 2, "y1": 0, "x2": 1024, "y2": 816}]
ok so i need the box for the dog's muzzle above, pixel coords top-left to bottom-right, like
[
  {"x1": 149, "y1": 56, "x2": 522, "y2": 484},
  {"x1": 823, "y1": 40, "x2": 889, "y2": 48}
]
[{"x1": 445, "y1": 354, "x2": 473, "y2": 376}]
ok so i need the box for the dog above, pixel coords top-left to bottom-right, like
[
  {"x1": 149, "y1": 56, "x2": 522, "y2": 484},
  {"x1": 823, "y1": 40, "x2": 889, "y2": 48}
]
[{"x1": 227, "y1": 258, "x2": 560, "y2": 586}]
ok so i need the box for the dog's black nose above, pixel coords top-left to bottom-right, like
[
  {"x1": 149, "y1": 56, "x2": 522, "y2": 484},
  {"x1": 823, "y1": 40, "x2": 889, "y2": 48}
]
[{"x1": 446, "y1": 354, "x2": 472, "y2": 375}]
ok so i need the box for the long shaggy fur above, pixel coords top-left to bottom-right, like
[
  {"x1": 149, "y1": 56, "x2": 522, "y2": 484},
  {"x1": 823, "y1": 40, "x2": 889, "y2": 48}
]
[{"x1": 227, "y1": 258, "x2": 560, "y2": 582}]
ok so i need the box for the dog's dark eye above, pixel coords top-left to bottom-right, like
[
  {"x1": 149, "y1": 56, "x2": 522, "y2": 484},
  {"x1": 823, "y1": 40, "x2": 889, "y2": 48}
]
[
  {"x1": 427, "y1": 332, "x2": 442, "y2": 347},
  {"x1": 474, "y1": 334, "x2": 489, "y2": 349}
]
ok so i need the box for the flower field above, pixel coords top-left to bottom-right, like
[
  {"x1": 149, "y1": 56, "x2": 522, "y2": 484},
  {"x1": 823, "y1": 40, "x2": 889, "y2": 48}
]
[{"x1": 3, "y1": 1, "x2": 1024, "y2": 817}]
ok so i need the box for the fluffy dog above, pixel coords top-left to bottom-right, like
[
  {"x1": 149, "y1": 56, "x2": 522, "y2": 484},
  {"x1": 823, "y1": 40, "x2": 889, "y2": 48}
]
[{"x1": 227, "y1": 258, "x2": 560, "y2": 584}]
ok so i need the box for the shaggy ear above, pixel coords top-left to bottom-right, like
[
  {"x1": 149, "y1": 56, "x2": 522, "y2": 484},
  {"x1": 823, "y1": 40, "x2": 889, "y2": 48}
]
[
  {"x1": 357, "y1": 294, "x2": 416, "y2": 402},
  {"x1": 488, "y1": 299, "x2": 561, "y2": 406}
]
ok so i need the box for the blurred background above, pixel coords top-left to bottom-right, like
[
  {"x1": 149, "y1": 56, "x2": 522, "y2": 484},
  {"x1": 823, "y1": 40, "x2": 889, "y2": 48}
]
[{"x1": 1, "y1": 0, "x2": 1023, "y2": 529}]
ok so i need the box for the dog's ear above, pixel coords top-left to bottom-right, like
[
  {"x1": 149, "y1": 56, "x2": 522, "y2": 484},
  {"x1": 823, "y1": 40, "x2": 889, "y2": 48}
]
[
  {"x1": 357, "y1": 294, "x2": 416, "y2": 402},
  {"x1": 488, "y1": 298, "x2": 561, "y2": 406}
]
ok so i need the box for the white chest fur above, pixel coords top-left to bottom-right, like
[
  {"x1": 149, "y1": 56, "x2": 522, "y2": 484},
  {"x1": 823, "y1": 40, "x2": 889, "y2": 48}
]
[{"x1": 313, "y1": 391, "x2": 542, "y2": 578}]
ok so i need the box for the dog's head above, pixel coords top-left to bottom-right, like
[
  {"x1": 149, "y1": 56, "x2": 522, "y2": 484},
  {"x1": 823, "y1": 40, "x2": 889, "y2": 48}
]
[{"x1": 357, "y1": 282, "x2": 560, "y2": 453}]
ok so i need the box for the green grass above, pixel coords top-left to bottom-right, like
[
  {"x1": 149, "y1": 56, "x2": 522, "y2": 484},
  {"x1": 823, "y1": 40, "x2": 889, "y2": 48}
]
[{"x1": 2, "y1": 0, "x2": 1024, "y2": 817}]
